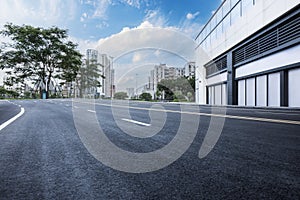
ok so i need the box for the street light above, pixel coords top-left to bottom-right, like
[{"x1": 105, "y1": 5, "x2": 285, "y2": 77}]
[{"x1": 135, "y1": 73, "x2": 138, "y2": 99}]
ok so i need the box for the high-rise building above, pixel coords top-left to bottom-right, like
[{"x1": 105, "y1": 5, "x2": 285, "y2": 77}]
[
  {"x1": 99, "y1": 54, "x2": 115, "y2": 98},
  {"x1": 184, "y1": 62, "x2": 195, "y2": 78},
  {"x1": 84, "y1": 49, "x2": 115, "y2": 98},
  {"x1": 195, "y1": 0, "x2": 300, "y2": 107},
  {"x1": 86, "y1": 49, "x2": 98, "y2": 63}
]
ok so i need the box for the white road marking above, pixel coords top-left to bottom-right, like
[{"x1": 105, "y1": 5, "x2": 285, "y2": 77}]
[
  {"x1": 73, "y1": 106, "x2": 79, "y2": 109},
  {"x1": 87, "y1": 110, "x2": 96, "y2": 113},
  {"x1": 121, "y1": 118, "x2": 151, "y2": 126},
  {"x1": 0, "y1": 107, "x2": 25, "y2": 131},
  {"x1": 73, "y1": 101, "x2": 300, "y2": 125}
]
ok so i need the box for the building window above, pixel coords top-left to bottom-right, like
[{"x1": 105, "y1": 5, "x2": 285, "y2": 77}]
[
  {"x1": 222, "y1": 0, "x2": 231, "y2": 18},
  {"x1": 241, "y1": 0, "x2": 253, "y2": 16},
  {"x1": 231, "y1": 2, "x2": 241, "y2": 25},
  {"x1": 223, "y1": 14, "x2": 231, "y2": 32},
  {"x1": 231, "y1": 0, "x2": 240, "y2": 7},
  {"x1": 216, "y1": 8, "x2": 223, "y2": 26},
  {"x1": 216, "y1": 23, "x2": 223, "y2": 39}
]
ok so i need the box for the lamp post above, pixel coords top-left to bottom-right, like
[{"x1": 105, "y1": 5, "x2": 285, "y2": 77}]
[{"x1": 135, "y1": 73, "x2": 138, "y2": 99}]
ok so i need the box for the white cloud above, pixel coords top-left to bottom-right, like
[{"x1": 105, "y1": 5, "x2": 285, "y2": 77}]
[
  {"x1": 94, "y1": 20, "x2": 197, "y2": 91},
  {"x1": 154, "y1": 50, "x2": 160, "y2": 57},
  {"x1": 121, "y1": 0, "x2": 141, "y2": 9},
  {"x1": 144, "y1": 9, "x2": 167, "y2": 27},
  {"x1": 69, "y1": 36, "x2": 98, "y2": 55},
  {"x1": 132, "y1": 52, "x2": 143, "y2": 63},
  {"x1": 0, "y1": 0, "x2": 77, "y2": 28},
  {"x1": 95, "y1": 21, "x2": 109, "y2": 29},
  {"x1": 92, "y1": 0, "x2": 112, "y2": 19},
  {"x1": 186, "y1": 11, "x2": 200, "y2": 20}
]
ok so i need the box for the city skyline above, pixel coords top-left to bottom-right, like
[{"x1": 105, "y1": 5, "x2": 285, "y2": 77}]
[{"x1": 0, "y1": 0, "x2": 222, "y2": 87}]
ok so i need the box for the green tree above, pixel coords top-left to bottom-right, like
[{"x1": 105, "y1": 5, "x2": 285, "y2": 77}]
[
  {"x1": 0, "y1": 86, "x2": 7, "y2": 98},
  {"x1": 0, "y1": 23, "x2": 82, "y2": 98},
  {"x1": 157, "y1": 79, "x2": 175, "y2": 100},
  {"x1": 77, "y1": 59, "x2": 104, "y2": 98},
  {"x1": 157, "y1": 76, "x2": 195, "y2": 101},
  {"x1": 139, "y1": 92, "x2": 152, "y2": 101},
  {"x1": 114, "y1": 92, "x2": 128, "y2": 100},
  {"x1": 0, "y1": 86, "x2": 19, "y2": 99}
]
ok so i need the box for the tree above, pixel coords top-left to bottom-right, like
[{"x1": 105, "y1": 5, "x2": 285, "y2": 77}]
[
  {"x1": 157, "y1": 76, "x2": 195, "y2": 101},
  {"x1": 77, "y1": 59, "x2": 104, "y2": 98},
  {"x1": 0, "y1": 23, "x2": 82, "y2": 98},
  {"x1": 0, "y1": 86, "x2": 19, "y2": 99},
  {"x1": 157, "y1": 79, "x2": 175, "y2": 100},
  {"x1": 114, "y1": 92, "x2": 128, "y2": 100},
  {"x1": 139, "y1": 92, "x2": 152, "y2": 101}
]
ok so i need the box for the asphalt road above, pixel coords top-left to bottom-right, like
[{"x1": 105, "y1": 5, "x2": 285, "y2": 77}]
[
  {"x1": 0, "y1": 100, "x2": 21, "y2": 125},
  {"x1": 0, "y1": 99, "x2": 299, "y2": 199}
]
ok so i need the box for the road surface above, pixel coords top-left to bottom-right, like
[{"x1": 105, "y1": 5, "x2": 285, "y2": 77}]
[{"x1": 0, "y1": 99, "x2": 299, "y2": 199}]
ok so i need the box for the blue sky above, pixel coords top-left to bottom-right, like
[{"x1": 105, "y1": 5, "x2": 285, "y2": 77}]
[
  {"x1": 0, "y1": 0, "x2": 221, "y2": 48},
  {"x1": 0, "y1": 0, "x2": 222, "y2": 90},
  {"x1": 74, "y1": 0, "x2": 220, "y2": 40}
]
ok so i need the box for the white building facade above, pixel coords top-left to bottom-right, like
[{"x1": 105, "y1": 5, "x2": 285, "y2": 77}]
[
  {"x1": 99, "y1": 54, "x2": 115, "y2": 98},
  {"x1": 85, "y1": 49, "x2": 115, "y2": 98},
  {"x1": 195, "y1": 0, "x2": 300, "y2": 107}
]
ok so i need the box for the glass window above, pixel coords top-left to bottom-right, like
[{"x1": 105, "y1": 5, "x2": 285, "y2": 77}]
[
  {"x1": 211, "y1": 29, "x2": 217, "y2": 41},
  {"x1": 242, "y1": 0, "x2": 253, "y2": 15},
  {"x1": 206, "y1": 22, "x2": 211, "y2": 36},
  {"x1": 231, "y1": 0, "x2": 240, "y2": 7},
  {"x1": 216, "y1": 9, "x2": 223, "y2": 25},
  {"x1": 202, "y1": 39, "x2": 206, "y2": 50},
  {"x1": 206, "y1": 35, "x2": 211, "y2": 49},
  {"x1": 199, "y1": 33, "x2": 204, "y2": 43},
  {"x1": 222, "y1": 0, "x2": 231, "y2": 18},
  {"x1": 203, "y1": 26, "x2": 207, "y2": 39},
  {"x1": 223, "y1": 14, "x2": 231, "y2": 32},
  {"x1": 231, "y1": 2, "x2": 241, "y2": 25},
  {"x1": 210, "y1": 16, "x2": 217, "y2": 31},
  {"x1": 216, "y1": 23, "x2": 223, "y2": 38},
  {"x1": 196, "y1": 37, "x2": 199, "y2": 45}
]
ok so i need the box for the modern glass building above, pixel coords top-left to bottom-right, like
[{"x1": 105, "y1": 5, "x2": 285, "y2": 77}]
[{"x1": 195, "y1": 0, "x2": 300, "y2": 107}]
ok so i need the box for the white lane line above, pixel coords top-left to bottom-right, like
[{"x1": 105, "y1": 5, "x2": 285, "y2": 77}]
[
  {"x1": 73, "y1": 106, "x2": 79, "y2": 109},
  {"x1": 74, "y1": 101, "x2": 300, "y2": 125},
  {"x1": 121, "y1": 118, "x2": 151, "y2": 126},
  {"x1": 0, "y1": 107, "x2": 25, "y2": 131},
  {"x1": 87, "y1": 110, "x2": 96, "y2": 113}
]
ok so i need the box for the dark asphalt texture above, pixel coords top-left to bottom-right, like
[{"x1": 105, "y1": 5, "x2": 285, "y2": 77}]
[
  {"x1": 0, "y1": 100, "x2": 21, "y2": 124},
  {"x1": 0, "y1": 99, "x2": 299, "y2": 199}
]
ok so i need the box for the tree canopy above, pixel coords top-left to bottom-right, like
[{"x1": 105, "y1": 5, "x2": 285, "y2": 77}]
[
  {"x1": 77, "y1": 58, "x2": 104, "y2": 98},
  {"x1": 0, "y1": 23, "x2": 82, "y2": 98},
  {"x1": 157, "y1": 76, "x2": 195, "y2": 101},
  {"x1": 114, "y1": 92, "x2": 128, "y2": 100},
  {"x1": 139, "y1": 92, "x2": 152, "y2": 101}
]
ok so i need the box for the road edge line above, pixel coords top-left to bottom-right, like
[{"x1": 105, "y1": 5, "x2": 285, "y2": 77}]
[{"x1": 0, "y1": 107, "x2": 25, "y2": 131}]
